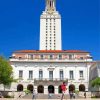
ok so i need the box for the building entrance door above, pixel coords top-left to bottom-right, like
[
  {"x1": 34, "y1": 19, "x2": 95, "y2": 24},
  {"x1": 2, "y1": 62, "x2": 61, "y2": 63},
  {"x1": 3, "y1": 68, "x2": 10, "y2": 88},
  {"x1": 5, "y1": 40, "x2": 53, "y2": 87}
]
[
  {"x1": 69, "y1": 84, "x2": 75, "y2": 92},
  {"x1": 48, "y1": 85, "x2": 54, "y2": 93}
]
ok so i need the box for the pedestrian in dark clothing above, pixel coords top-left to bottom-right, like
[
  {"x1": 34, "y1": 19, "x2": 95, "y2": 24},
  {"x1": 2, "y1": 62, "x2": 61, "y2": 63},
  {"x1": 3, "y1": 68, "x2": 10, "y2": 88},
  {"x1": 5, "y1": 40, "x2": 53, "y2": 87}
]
[
  {"x1": 84, "y1": 92, "x2": 86, "y2": 98},
  {"x1": 69, "y1": 91, "x2": 73, "y2": 99}
]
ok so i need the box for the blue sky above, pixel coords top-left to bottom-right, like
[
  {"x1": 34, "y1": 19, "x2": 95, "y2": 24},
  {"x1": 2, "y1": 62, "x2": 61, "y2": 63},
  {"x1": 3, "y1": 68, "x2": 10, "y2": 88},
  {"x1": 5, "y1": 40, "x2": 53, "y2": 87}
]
[{"x1": 0, "y1": 0, "x2": 100, "y2": 60}]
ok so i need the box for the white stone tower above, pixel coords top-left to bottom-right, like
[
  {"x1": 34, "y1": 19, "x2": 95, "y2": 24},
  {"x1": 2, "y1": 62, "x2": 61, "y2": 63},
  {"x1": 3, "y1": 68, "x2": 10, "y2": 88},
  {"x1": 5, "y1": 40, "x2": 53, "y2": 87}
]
[{"x1": 40, "y1": 0, "x2": 62, "y2": 50}]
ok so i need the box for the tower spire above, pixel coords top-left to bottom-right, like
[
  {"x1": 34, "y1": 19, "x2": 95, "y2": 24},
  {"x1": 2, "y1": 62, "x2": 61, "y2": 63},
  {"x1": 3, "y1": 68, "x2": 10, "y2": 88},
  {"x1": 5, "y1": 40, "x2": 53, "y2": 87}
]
[{"x1": 45, "y1": 0, "x2": 56, "y2": 12}]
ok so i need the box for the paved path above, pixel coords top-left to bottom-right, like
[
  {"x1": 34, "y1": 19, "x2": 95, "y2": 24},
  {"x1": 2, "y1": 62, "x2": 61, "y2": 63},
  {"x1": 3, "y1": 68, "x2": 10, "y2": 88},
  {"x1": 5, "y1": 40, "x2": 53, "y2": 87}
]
[{"x1": 0, "y1": 99, "x2": 100, "y2": 100}]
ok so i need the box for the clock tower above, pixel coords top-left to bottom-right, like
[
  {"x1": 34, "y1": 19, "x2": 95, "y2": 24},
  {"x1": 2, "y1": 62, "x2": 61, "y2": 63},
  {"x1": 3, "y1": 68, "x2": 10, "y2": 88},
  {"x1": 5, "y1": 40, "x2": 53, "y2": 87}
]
[{"x1": 40, "y1": 0, "x2": 62, "y2": 50}]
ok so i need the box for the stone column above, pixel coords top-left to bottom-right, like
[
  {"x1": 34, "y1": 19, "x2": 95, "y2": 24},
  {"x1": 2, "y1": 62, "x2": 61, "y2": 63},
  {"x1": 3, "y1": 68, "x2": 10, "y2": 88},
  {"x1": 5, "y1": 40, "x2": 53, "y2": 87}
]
[
  {"x1": 55, "y1": 86, "x2": 58, "y2": 94},
  {"x1": 44, "y1": 86, "x2": 48, "y2": 94},
  {"x1": 34, "y1": 86, "x2": 37, "y2": 93}
]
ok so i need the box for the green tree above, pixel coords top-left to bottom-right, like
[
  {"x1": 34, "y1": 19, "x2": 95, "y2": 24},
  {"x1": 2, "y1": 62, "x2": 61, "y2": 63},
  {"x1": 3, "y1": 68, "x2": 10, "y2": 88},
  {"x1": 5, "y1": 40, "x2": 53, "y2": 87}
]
[
  {"x1": 91, "y1": 77, "x2": 100, "y2": 90},
  {"x1": 0, "y1": 56, "x2": 15, "y2": 91}
]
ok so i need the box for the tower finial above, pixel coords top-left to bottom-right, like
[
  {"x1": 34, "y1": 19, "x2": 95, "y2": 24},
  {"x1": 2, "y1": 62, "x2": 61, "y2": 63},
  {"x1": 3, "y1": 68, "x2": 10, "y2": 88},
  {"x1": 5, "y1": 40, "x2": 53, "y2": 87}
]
[{"x1": 45, "y1": 0, "x2": 56, "y2": 12}]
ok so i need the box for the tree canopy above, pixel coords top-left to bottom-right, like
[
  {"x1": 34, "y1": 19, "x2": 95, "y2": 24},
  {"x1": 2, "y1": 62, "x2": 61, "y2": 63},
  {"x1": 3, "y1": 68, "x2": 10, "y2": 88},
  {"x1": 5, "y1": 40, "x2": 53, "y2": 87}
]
[
  {"x1": 0, "y1": 56, "x2": 15, "y2": 89},
  {"x1": 91, "y1": 77, "x2": 100, "y2": 88}
]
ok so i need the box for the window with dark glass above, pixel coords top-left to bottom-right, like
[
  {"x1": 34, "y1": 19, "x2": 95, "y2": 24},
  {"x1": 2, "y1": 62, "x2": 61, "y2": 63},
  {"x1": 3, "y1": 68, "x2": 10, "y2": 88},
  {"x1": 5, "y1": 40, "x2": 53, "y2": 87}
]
[
  {"x1": 46, "y1": 19, "x2": 47, "y2": 21},
  {"x1": 80, "y1": 57, "x2": 84, "y2": 60},
  {"x1": 69, "y1": 71, "x2": 74, "y2": 79},
  {"x1": 41, "y1": 55, "x2": 43, "y2": 59},
  {"x1": 79, "y1": 71, "x2": 83, "y2": 78},
  {"x1": 39, "y1": 70, "x2": 43, "y2": 80},
  {"x1": 29, "y1": 54, "x2": 33, "y2": 59},
  {"x1": 50, "y1": 55, "x2": 53, "y2": 59},
  {"x1": 29, "y1": 71, "x2": 33, "y2": 79},
  {"x1": 59, "y1": 55, "x2": 62, "y2": 59},
  {"x1": 69, "y1": 54, "x2": 73, "y2": 60},
  {"x1": 49, "y1": 71, "x2": 53, "y2": 80},
  {"x1": 60, "y1": 70, "x2": 63, "y2": 80},
  {"x1": 19, "y1": 70, "x2": 23, "y2": 79}
]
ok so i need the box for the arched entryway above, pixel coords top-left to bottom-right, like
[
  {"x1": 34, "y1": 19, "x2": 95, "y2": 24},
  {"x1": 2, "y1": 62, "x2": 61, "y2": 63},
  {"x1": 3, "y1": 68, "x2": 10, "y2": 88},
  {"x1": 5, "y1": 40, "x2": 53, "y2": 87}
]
[
  {"x1": 69, "y1": 84, "x2": 75, "y2": 92},
  {"x1": 58, "y1": 85, "x2": 62, "y2": 93},
  {"x1": 38, "y1": 85, "x2": 44, "y2": 93},
  {"x1": 27, "y1": 84, "x2": 33, "y2": 93},
  {"x1": 17, "y1": 84, "x2": 23, "y2": 91},
  {"x1": 48, "y1": 85, "x2": 54, "y2": 93},
  {"x1": 79, "y1": 84, "x2": 85, "y2": 91}
]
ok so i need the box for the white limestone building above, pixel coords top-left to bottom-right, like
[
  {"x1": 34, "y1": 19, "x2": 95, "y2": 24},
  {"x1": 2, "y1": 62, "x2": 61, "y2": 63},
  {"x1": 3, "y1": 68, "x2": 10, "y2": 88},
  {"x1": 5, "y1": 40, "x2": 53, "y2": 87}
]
[{"x1": 0, "y1": 0, "x2": 94, "y2": 94}]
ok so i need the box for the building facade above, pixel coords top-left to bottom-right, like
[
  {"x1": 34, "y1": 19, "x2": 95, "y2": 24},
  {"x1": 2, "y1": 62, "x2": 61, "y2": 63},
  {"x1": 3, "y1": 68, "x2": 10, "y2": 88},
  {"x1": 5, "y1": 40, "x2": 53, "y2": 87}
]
[
  {"x1": 8, "y1": 50, "x2": 93, "y2": 94},
  {"x1": 0, "y1": 0, "x2": 94, "y2": 94}
]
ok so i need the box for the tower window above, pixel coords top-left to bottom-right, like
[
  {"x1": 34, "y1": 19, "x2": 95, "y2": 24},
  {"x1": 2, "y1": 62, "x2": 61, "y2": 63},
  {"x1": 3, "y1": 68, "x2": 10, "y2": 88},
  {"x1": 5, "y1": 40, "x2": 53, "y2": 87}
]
[{"x1": 46, "y1": 19, "x2": 48, "y2": 22}]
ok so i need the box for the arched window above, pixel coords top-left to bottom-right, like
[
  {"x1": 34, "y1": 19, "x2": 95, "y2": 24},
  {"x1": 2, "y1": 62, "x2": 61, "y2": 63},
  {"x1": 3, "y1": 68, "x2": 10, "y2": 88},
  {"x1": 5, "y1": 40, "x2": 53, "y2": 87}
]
[
  {"x1": 27, "y1": 84, "x2": 34, "y2": 93},
  {"x1": 69, "y1": 84, "x2": 75, "y2": 92},
  {"x1": 48, "y1": 85, "x2": 54, "y2": 93},
  {"x1": 38, "y1": 85, "x2": 44, "y2": 93},
  {"x1": 58, "y1": 85, "x2": 62, "y2": 93},
  {"x1": 17, "y1": 84, "x2": 23, "y2": 91},
  {"x1": 79, "y1": 84, "x2": 85, "y2": 91}
]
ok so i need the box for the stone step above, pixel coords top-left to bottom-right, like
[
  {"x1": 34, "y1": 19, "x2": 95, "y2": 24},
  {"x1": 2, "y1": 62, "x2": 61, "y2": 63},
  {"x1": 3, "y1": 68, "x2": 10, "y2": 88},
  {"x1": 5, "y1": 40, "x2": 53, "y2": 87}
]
[{"x1": 23, "y1": 93, "x2": 81, "y2": 99}]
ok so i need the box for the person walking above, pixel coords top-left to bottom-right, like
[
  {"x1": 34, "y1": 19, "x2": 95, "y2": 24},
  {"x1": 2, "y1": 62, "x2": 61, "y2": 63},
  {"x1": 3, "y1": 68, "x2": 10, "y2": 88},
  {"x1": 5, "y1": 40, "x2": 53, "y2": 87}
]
[
  {"x1": 84, "y1": 92, "x2": 86, "y2": 98},
  {"x1": 48, "y1": 90, "x2": 52, "y2": 99},
  {"x1": 32, "y1": 90, "x2": 37, "y2": 100},
  {"x1": 73, "y1": 91, "x2": 76, "y2": 99},
  {"x1": 61, "y1": 82, "x2": 67, "y2": 100},
  {"x1": 69, "y1": 91, "x2": 73, "y2": 99}
]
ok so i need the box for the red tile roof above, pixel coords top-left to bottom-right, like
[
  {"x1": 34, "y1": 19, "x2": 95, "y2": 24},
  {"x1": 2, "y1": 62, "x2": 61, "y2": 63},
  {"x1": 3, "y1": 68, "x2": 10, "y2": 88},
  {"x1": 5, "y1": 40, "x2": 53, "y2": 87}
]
[{"x1": 14, "y1": 50, "x2": 89, "y2": 53}]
